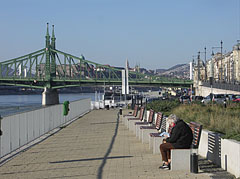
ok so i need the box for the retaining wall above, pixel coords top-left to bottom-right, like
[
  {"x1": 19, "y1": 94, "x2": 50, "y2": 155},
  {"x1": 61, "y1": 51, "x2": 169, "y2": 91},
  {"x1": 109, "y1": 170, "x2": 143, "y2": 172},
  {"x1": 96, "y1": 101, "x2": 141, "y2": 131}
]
[
  {"x1": 199, "y1": 129, "x2": 240, "y2": 178},
  {"x1": 195, "y1": 85, "x2": 240, "y2": 97},
  {"x1": 0, "y1": 98, "x2": 91, "y2": 158}
]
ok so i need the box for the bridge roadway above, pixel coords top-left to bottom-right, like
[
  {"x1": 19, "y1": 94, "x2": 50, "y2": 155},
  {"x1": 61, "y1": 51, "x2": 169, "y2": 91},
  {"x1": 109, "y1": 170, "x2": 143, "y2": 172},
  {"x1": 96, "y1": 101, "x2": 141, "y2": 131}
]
[{"x1": 0, "y1": 110, "x2": 231, "y2": 179}]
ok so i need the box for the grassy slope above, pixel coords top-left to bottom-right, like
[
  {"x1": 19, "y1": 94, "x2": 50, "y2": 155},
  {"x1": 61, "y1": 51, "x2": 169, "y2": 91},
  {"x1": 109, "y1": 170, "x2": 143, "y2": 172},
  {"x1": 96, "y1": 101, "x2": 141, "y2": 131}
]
[{"x1": 147, "y1": 100, "x2": 240, "y2": 141}]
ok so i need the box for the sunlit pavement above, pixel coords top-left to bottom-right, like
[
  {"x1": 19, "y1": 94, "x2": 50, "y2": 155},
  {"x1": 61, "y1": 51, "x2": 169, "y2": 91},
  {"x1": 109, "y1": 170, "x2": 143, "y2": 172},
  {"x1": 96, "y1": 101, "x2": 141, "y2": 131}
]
[{"x1": 0, "y1": 109, "x2": 226, "y2": 179}]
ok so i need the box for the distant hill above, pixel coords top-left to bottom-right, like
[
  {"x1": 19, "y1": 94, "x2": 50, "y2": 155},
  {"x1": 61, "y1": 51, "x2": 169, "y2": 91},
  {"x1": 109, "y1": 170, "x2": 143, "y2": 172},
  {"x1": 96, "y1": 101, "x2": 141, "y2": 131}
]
[
  {"x1": 156, "y1": 64, "x2": 190, "y2": 79},
  {"x1": 155, "y1": 69, "x2": 167, "y2": 73},
  {"x1": 167, "y1": 64, "x2": 186, "y2": 71}
]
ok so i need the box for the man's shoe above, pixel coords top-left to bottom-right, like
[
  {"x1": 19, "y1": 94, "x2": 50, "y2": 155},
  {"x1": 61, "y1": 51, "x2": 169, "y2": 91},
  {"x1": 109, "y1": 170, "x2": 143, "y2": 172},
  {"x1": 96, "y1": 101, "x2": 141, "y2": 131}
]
[{"x1": 159, "y1": 163, "x2": 169, "y2": 170}]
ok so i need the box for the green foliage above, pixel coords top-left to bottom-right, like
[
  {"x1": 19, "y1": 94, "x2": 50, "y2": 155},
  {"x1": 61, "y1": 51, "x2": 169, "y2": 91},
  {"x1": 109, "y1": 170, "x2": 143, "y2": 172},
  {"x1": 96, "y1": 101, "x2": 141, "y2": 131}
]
[
  {"x1": 147, "y1": 100, "x2": 240, "y2": 141},
  {"x1": 147, "y1": 99, "x2": 180, "y2": 116},
  {"x1": 172, "y1": 103, "x2": 240, "y2": 141}
]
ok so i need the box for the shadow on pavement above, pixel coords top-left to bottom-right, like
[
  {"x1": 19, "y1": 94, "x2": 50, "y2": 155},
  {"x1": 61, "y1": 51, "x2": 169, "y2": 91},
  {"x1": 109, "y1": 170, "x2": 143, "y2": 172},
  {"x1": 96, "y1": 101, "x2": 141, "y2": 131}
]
[
  {"x1": 90, "y1": 122, "x2": 117, "y2": 125},
  {"x1": 49, "y1": 155, "x2": 133, "y2": 164},
  {"x1": 198, "y1": 158, "x2": 235, "y2": 179},
  {"x1": 97, "y1": 111, "x2": 120, "y2": 179}
]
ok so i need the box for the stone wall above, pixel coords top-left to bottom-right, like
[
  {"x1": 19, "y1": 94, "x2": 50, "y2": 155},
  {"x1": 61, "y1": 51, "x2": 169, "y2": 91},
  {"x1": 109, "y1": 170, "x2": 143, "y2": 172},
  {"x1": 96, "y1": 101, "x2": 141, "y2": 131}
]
[
  {"x1": 199, "y1": 129, "x2": 240, "y2": 178},
  {"x1": 195, "y1": 85, "x2": 240, "y2": 97}
]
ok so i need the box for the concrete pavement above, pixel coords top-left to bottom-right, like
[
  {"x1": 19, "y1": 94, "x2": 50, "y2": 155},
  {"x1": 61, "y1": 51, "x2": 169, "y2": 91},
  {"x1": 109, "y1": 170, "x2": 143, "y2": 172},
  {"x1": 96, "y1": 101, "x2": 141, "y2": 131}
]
[{"x1": 0, "y1": 109, "x2": 233, "y2": 179}]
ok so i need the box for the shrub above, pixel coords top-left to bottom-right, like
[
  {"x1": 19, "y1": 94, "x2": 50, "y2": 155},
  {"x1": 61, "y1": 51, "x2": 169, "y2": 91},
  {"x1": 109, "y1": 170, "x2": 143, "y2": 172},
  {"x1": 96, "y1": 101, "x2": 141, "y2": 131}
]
[
  {"x1": 147, "y1": 99, "x2": 180, "y2": 116},
  {"x1": 147, "y1": 100, "x2": 240, "y2": 141}
]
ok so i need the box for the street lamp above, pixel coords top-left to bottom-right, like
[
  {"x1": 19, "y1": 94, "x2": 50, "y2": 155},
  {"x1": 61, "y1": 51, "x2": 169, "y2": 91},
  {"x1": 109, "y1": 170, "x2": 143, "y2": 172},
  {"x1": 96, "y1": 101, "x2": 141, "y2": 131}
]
[
  {"x1": 211, "y1": 50, "x2": 215, "y2": 80},
  {"x1": 212, "y1": 41, "x2": 223, "y2": 82},
  {"x1": 210, "y1": 51, "x2": 215, "y2": 95}
]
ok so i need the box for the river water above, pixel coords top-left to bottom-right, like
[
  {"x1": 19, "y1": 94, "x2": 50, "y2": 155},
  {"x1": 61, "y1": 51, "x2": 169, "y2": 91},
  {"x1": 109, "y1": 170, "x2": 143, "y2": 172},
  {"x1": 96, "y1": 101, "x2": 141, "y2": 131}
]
[{"x1": 0, "y1": 93, "x2": 99, "y2": 117}]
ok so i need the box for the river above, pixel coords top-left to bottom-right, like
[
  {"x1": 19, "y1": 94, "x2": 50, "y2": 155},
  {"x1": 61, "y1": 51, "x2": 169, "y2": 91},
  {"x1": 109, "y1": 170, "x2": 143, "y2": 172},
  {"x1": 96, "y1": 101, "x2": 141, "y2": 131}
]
[{"x1": 0, "y1": 93, "x2": 100, "y2": 117}]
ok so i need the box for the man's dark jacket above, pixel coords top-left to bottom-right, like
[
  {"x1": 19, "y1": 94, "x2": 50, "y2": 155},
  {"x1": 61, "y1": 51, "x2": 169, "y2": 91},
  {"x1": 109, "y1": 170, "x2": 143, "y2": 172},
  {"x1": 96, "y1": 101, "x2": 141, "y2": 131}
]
[{"x1": 165, "y1": 119, "x2": 193, "y2": 149}]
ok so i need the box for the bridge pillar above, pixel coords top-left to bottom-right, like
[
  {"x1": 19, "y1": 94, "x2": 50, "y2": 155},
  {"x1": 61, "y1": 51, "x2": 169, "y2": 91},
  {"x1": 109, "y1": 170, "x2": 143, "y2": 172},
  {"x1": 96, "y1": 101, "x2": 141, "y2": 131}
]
[{"x1": 42, "y1": 87, "x2": 59, "y2": 106}]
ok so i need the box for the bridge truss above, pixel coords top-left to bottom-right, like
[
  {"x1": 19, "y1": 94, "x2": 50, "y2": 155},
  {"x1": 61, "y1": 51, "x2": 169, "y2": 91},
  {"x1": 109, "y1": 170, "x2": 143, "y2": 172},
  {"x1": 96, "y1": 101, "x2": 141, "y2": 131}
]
[{"x1": 0, "y1": 24, "x2": 192, "y2": 89}]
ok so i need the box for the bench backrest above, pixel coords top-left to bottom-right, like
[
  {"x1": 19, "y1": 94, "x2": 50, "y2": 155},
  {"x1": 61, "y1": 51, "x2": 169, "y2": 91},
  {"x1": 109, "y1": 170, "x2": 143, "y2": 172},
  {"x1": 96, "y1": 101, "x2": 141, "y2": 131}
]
[
  {"x1": 139, "y1": 107, "x2": 145, "y2": 121},
  {"x1": 189, "y1": 122, "x2": 202, "y2": 149},
  {"x1": 148, "y1": 109, "x2": 154, "y2": 123},
  {"x1": 167, "y1": 125, "x2": 173, "y2": 134},
  {"x1": 133, "y1": 105, "x2": 138, "y2": 117},
  {"x1": 155, "y1": 112, "x2": 163, "y2": 130}
]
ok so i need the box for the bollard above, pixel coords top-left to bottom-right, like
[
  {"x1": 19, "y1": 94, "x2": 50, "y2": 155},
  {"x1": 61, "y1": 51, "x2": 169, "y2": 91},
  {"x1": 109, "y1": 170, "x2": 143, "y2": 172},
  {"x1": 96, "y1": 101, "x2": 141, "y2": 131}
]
[
  {"x1": 190, "y1": 153, "x2": 198, "y2": 173},
  {"x1": 119, "y1": 108, "x2": 122, "y2": 115},
  {"x1": 131, "y1": 96, "x2": 135, "y2": 110}
]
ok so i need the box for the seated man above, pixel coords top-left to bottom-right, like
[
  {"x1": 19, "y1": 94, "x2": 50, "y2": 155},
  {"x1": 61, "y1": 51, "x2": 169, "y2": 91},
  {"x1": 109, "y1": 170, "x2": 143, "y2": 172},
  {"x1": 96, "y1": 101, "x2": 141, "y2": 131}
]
[{"x1": 159, "y1": 114, "x2": 193, "y2": 170}]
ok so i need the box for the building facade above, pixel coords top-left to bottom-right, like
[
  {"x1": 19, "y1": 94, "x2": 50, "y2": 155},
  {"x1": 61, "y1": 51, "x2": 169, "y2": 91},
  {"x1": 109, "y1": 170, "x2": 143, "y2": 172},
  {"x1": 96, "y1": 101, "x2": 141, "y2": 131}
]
[{"x1": 193, "y1": 42, "x2": 240, "y2": 85}]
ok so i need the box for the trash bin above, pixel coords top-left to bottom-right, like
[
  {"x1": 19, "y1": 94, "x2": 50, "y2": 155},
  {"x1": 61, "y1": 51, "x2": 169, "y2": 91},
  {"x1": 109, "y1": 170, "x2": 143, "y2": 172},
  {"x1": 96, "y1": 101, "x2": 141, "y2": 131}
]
[
  {"x1": 119, "y1": 108, "x2": 122, "y2": 115},
  {"x1": 63, "y1": 101, "x2": 70, "y2": 116},
  {"x1": 106, "y1": 105, "x2": 109, "y2": 110},
  {"x1": 190, "y1": 153, "x2": 198, "y2": 173}
]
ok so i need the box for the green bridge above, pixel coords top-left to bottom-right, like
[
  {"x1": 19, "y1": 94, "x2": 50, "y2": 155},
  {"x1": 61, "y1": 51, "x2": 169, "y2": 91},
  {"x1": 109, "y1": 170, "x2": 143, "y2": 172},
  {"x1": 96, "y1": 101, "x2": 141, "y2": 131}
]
[{"x1": 0, "y1": 24, "x2": 193, "y2": 105}]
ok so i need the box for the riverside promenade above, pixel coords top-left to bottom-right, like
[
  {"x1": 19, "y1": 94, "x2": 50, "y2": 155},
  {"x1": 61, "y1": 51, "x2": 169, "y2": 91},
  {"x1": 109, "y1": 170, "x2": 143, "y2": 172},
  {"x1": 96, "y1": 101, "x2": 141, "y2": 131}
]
[{"x1": 0, "y1": 109, "x2": 233, "y2": 179}]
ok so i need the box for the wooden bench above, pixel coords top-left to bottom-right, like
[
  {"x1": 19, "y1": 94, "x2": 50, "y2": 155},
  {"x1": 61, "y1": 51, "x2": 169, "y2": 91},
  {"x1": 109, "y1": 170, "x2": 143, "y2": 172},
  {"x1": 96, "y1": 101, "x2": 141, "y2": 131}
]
[
  {"x1": 123, "y1": 105, "x2": 138, "y2": 118},
  {"x1": 150, "y1": 121, "x2": 174, "y2": 154},
  {"x1": 148, "y1": 113, "x2": 164, "y2": 149},
  {"x1": 125, "y1": 107, "x2": 145, "y2": 129},
  {"x1": 123, "y1": 105, "x2": 140, "y2": 126},
  {"x1": 189, "y1": 122, "x2": 202, "y2": 149},
  {"x1": 123, "y1": 105, "x2": 138, "y2": 124},
  {"x1": 139, "y1": 112, "x2": 162, "y2": 143},
  {"x1": 171, "y1": 121, "x2": 202, "y2": 171},
  {"x1": 134, "y1": 109, "x2": 154, "y2": 135}
]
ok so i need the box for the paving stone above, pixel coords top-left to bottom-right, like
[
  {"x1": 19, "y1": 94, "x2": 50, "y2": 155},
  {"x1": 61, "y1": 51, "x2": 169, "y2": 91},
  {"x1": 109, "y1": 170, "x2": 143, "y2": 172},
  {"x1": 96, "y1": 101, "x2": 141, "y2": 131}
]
[{"x1": 0, "y1": 109, "x2": 233, "y2": 179}]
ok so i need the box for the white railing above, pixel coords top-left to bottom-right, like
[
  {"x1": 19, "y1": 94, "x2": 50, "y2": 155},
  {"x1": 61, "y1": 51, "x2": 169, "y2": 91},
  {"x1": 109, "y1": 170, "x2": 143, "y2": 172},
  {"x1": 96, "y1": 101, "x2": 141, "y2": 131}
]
[{"x1": 0, "y1": 98, "x2": 91, "y2": 158}]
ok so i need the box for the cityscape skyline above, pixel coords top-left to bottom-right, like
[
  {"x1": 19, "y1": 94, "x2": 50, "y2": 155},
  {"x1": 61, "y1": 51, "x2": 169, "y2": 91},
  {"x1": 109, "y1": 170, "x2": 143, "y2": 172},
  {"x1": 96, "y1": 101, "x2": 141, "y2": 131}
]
[{"x1": 0, "y1": 0, "x2": 239, "y2": 70}]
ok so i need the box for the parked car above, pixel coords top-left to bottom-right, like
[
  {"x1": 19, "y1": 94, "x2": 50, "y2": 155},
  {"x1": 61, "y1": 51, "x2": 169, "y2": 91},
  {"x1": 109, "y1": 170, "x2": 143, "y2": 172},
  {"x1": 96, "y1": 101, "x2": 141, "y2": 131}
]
[
  {"x1": 179, "y1": 95, "x2": 190, "y2": 103},
  {"x1": 232, "y1": 95, "x2": 240, "y2": 102},
  {"x1": 192, "y1": 96, "x2": 204, "y2": 101},
  {"x1": 225, "y1": 94, "x2": 236, "y2": 101},
  {"x1": 201, "y1": 94, "x2": 226, "y2": 104},
  {"x1": 201, "y1": 95, "x2": 211, "y2": 104}
]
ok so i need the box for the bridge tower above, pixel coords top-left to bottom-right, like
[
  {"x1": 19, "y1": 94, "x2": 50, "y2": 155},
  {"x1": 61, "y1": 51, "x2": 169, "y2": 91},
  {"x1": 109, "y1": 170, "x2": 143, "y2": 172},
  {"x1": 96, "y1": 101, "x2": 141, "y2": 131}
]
[{"x1": 42, "y1": 23, "x2": 59, "y2": 106}]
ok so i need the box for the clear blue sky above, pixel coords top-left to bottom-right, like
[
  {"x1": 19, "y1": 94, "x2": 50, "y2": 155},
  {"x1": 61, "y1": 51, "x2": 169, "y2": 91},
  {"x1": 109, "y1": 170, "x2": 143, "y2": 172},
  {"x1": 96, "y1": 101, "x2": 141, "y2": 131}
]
[{"x1": 0, "y1": 0, "x2": 239, "y2": 69}]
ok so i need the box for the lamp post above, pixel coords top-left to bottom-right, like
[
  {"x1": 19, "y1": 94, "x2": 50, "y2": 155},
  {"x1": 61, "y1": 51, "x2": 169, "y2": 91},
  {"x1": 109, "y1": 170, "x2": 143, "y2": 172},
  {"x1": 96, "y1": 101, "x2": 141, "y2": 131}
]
[
  {"x1": 204, "y1": 47, "x2": 207, "y2": 81},
  {"x1": 210, "y1": 51, "x2": 215, "y2": 94},
  {"x1": 212, "y1": 41, "x2": 223, "y2": 82}
]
